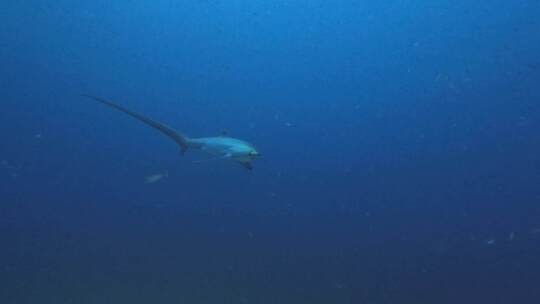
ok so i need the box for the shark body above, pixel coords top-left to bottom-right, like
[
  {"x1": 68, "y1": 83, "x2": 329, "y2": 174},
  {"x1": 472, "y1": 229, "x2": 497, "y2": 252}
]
[{"x1": 83, "y1": 95, "x2": 260, "y2": 170}]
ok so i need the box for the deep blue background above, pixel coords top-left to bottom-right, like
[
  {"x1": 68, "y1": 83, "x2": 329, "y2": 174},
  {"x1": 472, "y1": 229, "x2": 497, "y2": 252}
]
[{"x1": 1, "y1": 1, "x2": 540, "y2": 303}]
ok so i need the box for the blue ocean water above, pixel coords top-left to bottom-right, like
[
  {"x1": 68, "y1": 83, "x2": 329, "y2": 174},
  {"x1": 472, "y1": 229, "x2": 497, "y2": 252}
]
[{"x1": 1, "y1": 1, "x2": 540, "y2": 303}]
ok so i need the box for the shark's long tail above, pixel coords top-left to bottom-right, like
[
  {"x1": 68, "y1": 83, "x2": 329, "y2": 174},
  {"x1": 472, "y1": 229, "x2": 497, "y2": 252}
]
[{"x1": 82, "y1": 94, "x2": 190, "y2": 154}]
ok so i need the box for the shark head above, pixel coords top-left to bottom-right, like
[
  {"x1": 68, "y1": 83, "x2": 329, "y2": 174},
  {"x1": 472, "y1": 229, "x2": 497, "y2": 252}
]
[
  {"x1": 231, "y1": 144, "x2": 261, "y2": 162},
  {"x1": 192, "y1": 137, "x2": 260, "y2": 169}
]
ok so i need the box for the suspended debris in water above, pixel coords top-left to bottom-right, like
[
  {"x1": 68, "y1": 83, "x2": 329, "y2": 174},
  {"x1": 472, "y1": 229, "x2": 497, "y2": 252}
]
[
  {"x1": 1, "y1": 160, "x2": 19, "y2": 171},
  {"x1": 145, "y1": 172, "x2": 168, "y2": 184}
]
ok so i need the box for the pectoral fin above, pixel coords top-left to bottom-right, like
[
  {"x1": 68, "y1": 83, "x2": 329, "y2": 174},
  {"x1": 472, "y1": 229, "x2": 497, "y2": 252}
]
[{"x1": 239, "y1": 161, "x2": 253, "y2": 171}]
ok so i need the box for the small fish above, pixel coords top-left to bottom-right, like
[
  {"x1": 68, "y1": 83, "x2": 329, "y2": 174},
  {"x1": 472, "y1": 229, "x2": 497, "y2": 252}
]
[{"x1": 145, "y1": 172, "x2": 168, "y2": 184}]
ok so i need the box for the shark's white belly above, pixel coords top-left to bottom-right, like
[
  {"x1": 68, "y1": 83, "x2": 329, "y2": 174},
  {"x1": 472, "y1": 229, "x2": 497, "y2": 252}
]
[{"x1": 192, "y1": 137, "x2": 254, "y2": 161}]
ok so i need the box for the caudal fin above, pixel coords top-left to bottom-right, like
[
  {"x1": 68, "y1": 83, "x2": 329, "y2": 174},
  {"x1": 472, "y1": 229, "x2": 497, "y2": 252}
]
[{"x1": 82, "y1": 94, "x2": 190, "y2": 154}]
